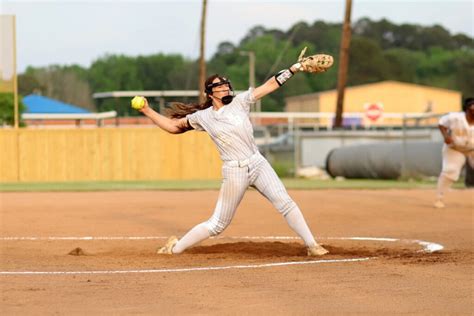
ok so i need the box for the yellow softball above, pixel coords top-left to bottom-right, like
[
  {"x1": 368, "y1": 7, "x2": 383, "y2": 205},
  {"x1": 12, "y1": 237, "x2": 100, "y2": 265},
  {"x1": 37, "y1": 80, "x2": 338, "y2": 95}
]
[{"x1": 131, "y1": 96, "x2": 145, "y2": 110}]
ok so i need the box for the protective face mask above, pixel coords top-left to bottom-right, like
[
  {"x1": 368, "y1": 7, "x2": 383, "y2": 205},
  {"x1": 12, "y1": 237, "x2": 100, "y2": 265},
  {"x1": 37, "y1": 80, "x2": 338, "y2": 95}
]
[{"x1": 220, "y1": 95, "x2": 234, "y2": 105}]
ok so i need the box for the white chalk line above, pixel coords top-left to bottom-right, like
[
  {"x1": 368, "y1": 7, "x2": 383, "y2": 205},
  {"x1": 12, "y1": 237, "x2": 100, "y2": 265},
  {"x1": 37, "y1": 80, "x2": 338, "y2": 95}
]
[
  {"x1": 0, "y1": 236, "x2": 443, "y2": 275},
  {"x1": 0, "y1": 257, "x2": 372, "y2": 275}
]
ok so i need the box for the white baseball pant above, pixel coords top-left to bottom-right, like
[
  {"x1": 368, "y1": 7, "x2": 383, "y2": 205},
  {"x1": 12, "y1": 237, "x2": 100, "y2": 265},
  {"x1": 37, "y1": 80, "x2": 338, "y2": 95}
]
[
  {"x1": 172, "y1": 152, "x2": 317, "y2": 253},
  {"x1": 440, "y1": 145, "x2": 474, "y2": 181}
]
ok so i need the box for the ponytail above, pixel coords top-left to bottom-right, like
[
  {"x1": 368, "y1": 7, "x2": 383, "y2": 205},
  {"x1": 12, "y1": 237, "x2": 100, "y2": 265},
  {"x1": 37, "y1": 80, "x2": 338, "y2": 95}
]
[{"x1": 165, "y1": 74, "x2": 227, "y2": 119}]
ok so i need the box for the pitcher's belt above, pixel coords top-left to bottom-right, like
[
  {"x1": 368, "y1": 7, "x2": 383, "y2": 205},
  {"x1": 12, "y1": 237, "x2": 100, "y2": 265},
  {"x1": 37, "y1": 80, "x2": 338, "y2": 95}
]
[{"x1": 225, "y1": 152, "x2": 259, "y2": 167}]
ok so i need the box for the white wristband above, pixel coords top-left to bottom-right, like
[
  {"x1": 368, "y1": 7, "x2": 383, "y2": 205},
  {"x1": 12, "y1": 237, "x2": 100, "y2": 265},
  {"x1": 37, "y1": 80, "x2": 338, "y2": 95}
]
[{"x1": 275, "y1": 69, "x2": 294, "y2": 86}]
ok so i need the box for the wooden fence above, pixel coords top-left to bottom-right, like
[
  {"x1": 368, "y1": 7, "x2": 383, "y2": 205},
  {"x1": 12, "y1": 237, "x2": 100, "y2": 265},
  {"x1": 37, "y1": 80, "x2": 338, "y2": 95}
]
[{"x1": 0, "y1": 128, "x2": 222, "y2": 182}]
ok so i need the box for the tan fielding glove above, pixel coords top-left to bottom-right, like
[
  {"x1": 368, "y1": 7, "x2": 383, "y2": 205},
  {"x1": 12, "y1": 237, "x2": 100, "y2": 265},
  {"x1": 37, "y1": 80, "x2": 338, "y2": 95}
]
[{"x1": 293, "y1": 47, "x2": 334, "y2": 73}]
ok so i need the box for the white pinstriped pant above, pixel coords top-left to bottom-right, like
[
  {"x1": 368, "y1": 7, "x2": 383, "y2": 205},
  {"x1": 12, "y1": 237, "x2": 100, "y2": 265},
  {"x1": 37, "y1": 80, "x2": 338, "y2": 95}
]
[
  {"x1": 204, "y1": 152, "x2": 300, "y2": 236},
  {"x1": 440, "y1": 144, "x2": 474, "y2": 181}
]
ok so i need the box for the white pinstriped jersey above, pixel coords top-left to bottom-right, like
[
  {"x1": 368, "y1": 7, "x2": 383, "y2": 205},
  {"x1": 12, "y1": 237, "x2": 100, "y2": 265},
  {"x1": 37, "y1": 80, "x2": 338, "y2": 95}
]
[
  {"x1": 186, "y1": 89, "x2": 259, "y2": 161},
  {"x1": 439, "y1": 112, "x2": 474, "y2": 152}
]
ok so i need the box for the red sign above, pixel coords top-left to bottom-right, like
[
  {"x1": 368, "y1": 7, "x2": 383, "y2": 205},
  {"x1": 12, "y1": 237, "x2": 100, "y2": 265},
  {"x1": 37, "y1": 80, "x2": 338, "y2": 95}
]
[{"x1": 365, "y1": 103, "x2": 383, "y2": 122}]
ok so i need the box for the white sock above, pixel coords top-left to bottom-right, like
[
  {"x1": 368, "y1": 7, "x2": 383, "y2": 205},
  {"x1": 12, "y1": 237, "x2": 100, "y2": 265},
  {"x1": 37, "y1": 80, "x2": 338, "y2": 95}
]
[
  {"x1": 172, "y1": 222, "x2": 210, "y2": 254},
  {"x1": 437, "y1": 174, "x2": 454, "y2": 200},
  {"x1": 284, "y1": 207, "x2": 317, "y2": 247}
]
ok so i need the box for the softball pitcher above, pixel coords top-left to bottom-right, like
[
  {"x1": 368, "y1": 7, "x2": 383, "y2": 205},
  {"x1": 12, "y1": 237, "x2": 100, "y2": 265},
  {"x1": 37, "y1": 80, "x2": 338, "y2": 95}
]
[
  {"x1": 134, "y1": 48, "x2": 333, "y2": 256},
  {"x1": 434, "y1": 97, "x2": 474, "y2": 208}
]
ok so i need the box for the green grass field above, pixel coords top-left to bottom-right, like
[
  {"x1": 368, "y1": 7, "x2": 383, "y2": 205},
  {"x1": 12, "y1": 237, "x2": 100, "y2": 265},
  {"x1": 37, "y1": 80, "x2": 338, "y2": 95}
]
[{"x1": 0, "y1": 178, "x2": 465, "y2": 192}]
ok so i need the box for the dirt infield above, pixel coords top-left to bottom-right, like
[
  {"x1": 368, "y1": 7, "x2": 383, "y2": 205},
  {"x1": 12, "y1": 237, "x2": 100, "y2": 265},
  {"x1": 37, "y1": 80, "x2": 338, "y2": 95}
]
[{"x1": 1, "y1": 189, "x2": 472, "y2": 315}]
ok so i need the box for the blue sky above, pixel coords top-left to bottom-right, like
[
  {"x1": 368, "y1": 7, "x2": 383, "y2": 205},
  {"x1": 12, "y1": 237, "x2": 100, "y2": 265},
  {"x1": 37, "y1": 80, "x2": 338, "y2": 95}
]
[{"x1": 1, "y1": 0, "x2": 473, "y2": 73}]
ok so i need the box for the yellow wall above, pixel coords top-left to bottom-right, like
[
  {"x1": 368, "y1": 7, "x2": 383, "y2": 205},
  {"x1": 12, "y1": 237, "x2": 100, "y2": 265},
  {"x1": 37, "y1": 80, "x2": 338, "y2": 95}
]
[
  {"x1": 318, "y1": 81, "x2": 461, "y2": 113},
  {"x1": 286, "y1": 94, "x2": 320, "y2": 112},
  {"x1": 0, "y1": 128, "x2": 222, "y2": 182},
  {"x1": 0, "y1": 130, "x2": 19, "y2": 181}
]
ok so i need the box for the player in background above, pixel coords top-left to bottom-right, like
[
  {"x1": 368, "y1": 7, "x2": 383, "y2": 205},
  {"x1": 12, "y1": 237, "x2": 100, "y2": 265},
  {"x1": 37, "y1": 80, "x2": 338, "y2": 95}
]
[
  {"x1": 134, "y1": 50, "x2": 333, "y2": 256},
  {"x1": 435, "y1": 97, "x2": 474, "y2": 208}
]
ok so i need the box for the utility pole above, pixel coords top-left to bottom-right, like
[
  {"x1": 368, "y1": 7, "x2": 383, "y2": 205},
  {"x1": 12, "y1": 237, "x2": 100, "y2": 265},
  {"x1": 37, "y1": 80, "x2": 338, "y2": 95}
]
[
  {"x1": 239, "y1": 51, "x2": 255, "y2": 88},
  {"x1": 334, "y1": 0, "x2": 352, "y2": 128},
  {"x1": 198, "y1": 0, "x2": 208, "y2": 104},
  {"x1": 240, "y1": 50, "x2": 255, "y2": 107},
  {"x1": 240, "y1": 50, "x2": 261, "y2": 113}
]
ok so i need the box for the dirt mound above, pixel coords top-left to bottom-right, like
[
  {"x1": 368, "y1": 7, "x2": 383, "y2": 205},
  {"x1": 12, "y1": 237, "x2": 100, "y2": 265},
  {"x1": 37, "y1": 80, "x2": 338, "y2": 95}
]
[
  {"x1": 68, "y1": 247, "x2": 87, "y2": 256},
  {"x1": 182, "y1": 241, "x2": 462, "y2": 264},
  {"x1": 187, "y1": 241, "x2": 306, "y2": 257}
]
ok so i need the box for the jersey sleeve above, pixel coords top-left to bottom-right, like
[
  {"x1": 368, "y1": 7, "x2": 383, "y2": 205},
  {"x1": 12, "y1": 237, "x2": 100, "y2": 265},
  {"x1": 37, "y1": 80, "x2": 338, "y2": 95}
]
[
  {"x1": 186, "y1": 111, "x2": 205, "y2": 131},
  {"x1": 234, "y1": 88, "x2": 256, "y2": 113},
  {"x1": 438, "y1": 113, "x2": 451, "y2": 127}
]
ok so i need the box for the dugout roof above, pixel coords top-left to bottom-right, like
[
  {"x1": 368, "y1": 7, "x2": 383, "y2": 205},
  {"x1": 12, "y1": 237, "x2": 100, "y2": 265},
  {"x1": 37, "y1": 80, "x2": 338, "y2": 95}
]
[{"x1": 23, "y1": 94, "x2": 90, "y2": 114}]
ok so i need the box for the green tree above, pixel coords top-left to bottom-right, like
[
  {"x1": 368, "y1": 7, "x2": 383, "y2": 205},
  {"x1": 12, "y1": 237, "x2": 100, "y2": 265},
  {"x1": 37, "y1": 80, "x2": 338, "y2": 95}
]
[
  {"x1": 0, "y1": 93, "x2": 26, "y2": 126},
  {"x1": 16, "y1": 17, "x2": 474, "y2": 115},
  {"x1": 89, "y1": 54, "x2": 142, "y2": 92},
  {"x1": 383, "y1": 48, "x2": 423, "y2": 82},
  {"x1": 454, "y1": 51, "x2": 474, "y2": 98},
  {"x1": 348, "y1": 37, "x2": 388, "y2": 84},
  {"x1": 416, "y1": 47, "x2": 458, "y2": 89},
  {"x1": 19, "y1": 65, "x2": 95, "y2": 111},
  {"x1": 352, "y1": 17, "x2": 473, "y2": 51},
  {"x1": 18, "y1": 71, "x2": 44, "y2": 96}
]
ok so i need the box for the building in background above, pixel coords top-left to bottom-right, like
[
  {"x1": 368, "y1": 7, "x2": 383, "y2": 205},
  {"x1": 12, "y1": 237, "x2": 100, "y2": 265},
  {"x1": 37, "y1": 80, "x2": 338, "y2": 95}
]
[
  {"x1": 285, "y1": 81, "x2": 461, "y2": 126},
  {"x1": 21, "y1": 94, "x2": 118, "y2": 128},
  {"x1": 23, "y1": 94, "x2": 90, "y2": 114}
]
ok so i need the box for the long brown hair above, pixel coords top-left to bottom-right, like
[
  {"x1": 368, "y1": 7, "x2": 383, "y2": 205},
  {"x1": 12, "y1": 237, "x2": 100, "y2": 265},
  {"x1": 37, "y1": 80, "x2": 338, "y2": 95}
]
[{"x1": 166, "y1": 74, "x2": 225, "y2": 119}]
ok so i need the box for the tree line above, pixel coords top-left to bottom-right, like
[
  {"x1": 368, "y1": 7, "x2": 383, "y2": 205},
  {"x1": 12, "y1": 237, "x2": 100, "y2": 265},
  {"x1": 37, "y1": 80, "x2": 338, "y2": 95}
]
[{"x1": 13, "y1": 17, "x2": 474, "y2": 119}]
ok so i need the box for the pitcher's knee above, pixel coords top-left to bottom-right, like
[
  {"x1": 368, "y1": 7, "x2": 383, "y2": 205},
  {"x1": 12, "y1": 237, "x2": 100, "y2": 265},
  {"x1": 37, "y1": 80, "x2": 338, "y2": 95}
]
[
  {"x1": 441, "y1": 167, "x2": 461, "y2": 182},
  {"x1": 205, "y1": 217, "x2": 230, "y2": 236},
  {"x1": 276, "y1": 198, "x2": 297, "y2": 217}
]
